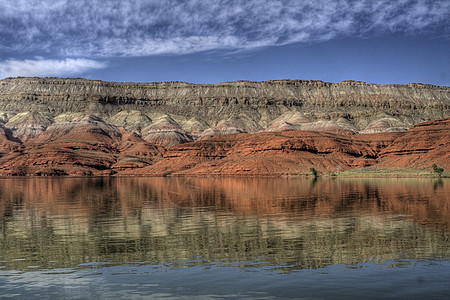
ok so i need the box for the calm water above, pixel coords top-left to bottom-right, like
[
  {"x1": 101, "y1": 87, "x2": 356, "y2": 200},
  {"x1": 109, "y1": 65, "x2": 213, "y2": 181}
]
[{"x1": 0, "y1": 177, "x2": 449, "y2": 299}]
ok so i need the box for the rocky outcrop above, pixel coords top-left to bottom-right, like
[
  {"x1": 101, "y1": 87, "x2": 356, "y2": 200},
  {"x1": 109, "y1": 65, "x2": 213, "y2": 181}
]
[
  {"x1": 0, "y1": 123, "x2": 21, "y2": 156},
  {"x1": 107, "y1": 110, "x2": 152, "y2": 133},
  {"x1": 5, "y1": 111, "x2": 53, "y2": 142},
  {"x1": 120, "y1": 118, "x2": 449, "y2": 176},
  {"x1": 126, "y1": 131, "x2": 377, "y2": 176},
  {"x1": 265, "y1": 111, "x2": 358, "y2": 135},
  {"x1": 0, "y1": 77, "x2": 449, "y2": 145},
  {"x1": 0, "y1": 117, "x2": 448, "y2": 176},
  {"x1": 141, "y1": 115, "x2": 194, "y2": 147},
  {"x1": 0, "y1": 77, "x2": 448, "y2": 176},
  {"x1": 0, "y1": 116, "x2": 164, "y2": 175},
  {"x1": 376, "y1": 118, "x2": 450, "y2": 169}
]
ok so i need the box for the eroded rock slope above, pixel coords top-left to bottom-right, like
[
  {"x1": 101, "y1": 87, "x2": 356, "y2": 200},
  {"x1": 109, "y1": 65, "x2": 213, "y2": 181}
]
[
  {"x1": 1, "y1": 77, "x2": 449, "y2": 145},
  {"x1": 0, "y1": 77, "x2": 448, "y2": 176}
]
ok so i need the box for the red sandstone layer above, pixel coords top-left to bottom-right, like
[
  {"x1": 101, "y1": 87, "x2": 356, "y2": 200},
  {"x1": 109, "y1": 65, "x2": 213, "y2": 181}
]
[{"x1": 0, "y1": 117, "x2": 448, "y2": 176}]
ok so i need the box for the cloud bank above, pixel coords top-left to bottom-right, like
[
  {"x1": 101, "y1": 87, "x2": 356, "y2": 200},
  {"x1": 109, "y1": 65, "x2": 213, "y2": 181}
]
[
  {"x1": 0, "y1": 0, "x2": 448, "y2": 58},
  {"x1": 0, "y1": 58, "x2": 107, "y2": 78}
]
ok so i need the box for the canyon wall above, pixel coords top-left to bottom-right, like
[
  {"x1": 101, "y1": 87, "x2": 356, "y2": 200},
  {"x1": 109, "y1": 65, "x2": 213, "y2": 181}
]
[
  {"x1": 0, "y1": 77, "x2": 449, "y2": 176},
  {"x1": 1, "y1": 77, "x2": 449, "y2": 140}
]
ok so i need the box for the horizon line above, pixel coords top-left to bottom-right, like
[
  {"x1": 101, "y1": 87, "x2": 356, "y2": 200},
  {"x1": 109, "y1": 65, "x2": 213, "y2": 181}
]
[{"x1": 1, "y1": 76, "x2": 448, "y2": 88}]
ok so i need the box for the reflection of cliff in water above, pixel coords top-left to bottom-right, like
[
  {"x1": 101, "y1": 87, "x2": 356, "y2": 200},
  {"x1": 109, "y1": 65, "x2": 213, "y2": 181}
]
[{"x1": 0, "y1": 177, "x2": 449, "y2": 271}]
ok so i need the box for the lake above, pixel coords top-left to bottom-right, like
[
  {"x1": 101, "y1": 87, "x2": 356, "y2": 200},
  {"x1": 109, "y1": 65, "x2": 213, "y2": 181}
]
[{"x1": 0, "y1": 177, "x2": 449, "y2": 299}]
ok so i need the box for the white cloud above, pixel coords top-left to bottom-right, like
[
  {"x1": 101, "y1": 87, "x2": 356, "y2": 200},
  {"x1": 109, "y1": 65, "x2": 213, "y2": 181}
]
[
  {"x1": 0, "y1": 58, "x2": 107, "y2": 78},
  {"x1": 0, "y1": 0, "x2": 448, "y2": 57}
]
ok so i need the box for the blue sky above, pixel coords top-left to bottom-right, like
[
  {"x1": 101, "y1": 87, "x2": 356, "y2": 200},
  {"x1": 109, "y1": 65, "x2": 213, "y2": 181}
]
[{"x1": 0, "y1": 0, "x2": 449, "y2": 85}]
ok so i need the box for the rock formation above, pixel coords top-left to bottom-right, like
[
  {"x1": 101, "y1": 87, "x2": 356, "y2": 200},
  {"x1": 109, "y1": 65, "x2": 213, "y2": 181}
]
[
  {"x1": 1, "y1": 77, "x2": 449, "y2": 142},
  {"x1": 121, "y1": 118, "x2": 449, "y2": 176},
  {"x1": 376, "y1": 118, "x2": 450, "y2": 169},
  {"x1": 0, "y1": 77, "x2": 448, "y2": 176},
  {"x1": 0, "y1": 116, "x2": 164, "y2": 175}
]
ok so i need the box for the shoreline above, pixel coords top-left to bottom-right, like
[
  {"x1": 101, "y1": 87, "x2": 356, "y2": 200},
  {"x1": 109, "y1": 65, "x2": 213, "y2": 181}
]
[{"x1": 0, "y1": 168, "x2": 447, "y2": 179}]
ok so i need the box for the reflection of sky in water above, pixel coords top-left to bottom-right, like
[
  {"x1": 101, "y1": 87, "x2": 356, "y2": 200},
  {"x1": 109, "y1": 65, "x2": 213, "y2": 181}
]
[{"x1": 1, "y1": 260, "x2": 449, "y2": 299}]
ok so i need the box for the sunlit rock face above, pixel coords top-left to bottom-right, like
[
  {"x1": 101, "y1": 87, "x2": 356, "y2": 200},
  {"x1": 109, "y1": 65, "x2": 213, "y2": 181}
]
[
  {"x1": 0, "y1": 77, "x2": 448, "y2": 141},
  {"x1": 107, "y1": 110, "x2": 152, "y2": 134},
  {"x1": 375, "y1": 118, "x2": 450, "y2": 169},
  {"x1": 0, "y1": 116, "x2": 164, "y2": 176},
  {"x1": 123, "y1": 118, "x2": 450, "y2": 176},
  {"x1": 141, "y1": 115, "x2": 194, "y2": 147},
  {"x1": 0, "y1": 77, "x2": 448, "y2": 176},
  {"x1": 5, "y1": 111, "x2": 53, "y2": 142},
  {"x1": 0, "y1": 123, "x2": 21, "y2": 156}
]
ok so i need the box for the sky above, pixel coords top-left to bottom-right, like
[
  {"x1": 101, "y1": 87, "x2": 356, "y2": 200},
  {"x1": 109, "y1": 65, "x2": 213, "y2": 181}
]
[{"x1": 0, "y1": 0, "x2": 449, "y2": 85}]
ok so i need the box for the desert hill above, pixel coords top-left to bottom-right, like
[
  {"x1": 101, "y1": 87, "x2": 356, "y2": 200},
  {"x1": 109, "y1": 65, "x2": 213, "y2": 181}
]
[{"x1": 0, "y1": 77, "x2": 448, "y2": 176}]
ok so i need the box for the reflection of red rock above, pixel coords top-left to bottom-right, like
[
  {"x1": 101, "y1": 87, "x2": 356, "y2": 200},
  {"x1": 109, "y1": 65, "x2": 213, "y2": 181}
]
[
  {"x1": 0, "y1": 177, "x2": 448, "y2": 231},
  {"x1": 0, "y1": 118, "x2": 448, "y2": 176}
]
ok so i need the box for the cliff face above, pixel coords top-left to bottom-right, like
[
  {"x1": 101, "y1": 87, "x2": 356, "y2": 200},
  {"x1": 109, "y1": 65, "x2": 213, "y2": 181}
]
[
  {"x1": 118, "y1": 118, "x2": 448, "y2": 176},
  {"x1": 1, "y1": 77, "x2": 449, "y2": 144},
  {"x1": 0, "y1": 116, "x2": 164, "y2": 176},
  {"x1": 0, "y1": 117, "x2": 447, "y2": 176},
  {"x1": 0, "y1": 77, "x2": 449, "y2": 176}
]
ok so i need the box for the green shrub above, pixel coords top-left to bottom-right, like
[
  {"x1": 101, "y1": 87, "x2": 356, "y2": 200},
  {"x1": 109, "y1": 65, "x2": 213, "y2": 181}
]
[
  {"x1": 432, "y1": 164, "x2": 444, "y2": 178},
  {"x1": 310, "y1": 167, "x2": 318, "y2": 178}
]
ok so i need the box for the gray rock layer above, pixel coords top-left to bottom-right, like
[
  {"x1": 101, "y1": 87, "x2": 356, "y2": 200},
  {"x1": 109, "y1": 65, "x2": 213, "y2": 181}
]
[{"x1": 0, "y1": 77, "x2": 449, "y2": 144}]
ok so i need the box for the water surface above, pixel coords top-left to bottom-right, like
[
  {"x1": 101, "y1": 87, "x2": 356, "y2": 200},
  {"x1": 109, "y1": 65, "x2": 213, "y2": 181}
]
[{"x1": 0, "y1": 177, "x2": 449, "y2": 299}]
